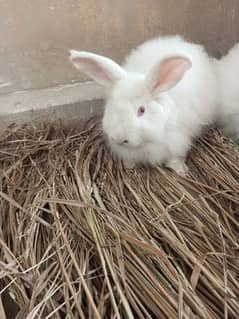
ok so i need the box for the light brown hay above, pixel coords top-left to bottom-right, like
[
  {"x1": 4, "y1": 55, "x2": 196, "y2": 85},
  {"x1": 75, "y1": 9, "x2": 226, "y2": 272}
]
[{"x1": 0, "y1": 117, "x2": 239, "y2": 319}]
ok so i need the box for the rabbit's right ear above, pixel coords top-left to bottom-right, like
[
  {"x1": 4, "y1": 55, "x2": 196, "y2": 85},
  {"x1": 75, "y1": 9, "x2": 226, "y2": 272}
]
[{"x1": 69, "y1": 50, "x2": 126, "y2": 87}]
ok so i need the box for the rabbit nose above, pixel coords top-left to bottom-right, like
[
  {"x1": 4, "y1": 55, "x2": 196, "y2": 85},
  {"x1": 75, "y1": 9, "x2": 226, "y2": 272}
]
[{"x1": 112, "y1": 137, "x2": 129, "y2": 145}]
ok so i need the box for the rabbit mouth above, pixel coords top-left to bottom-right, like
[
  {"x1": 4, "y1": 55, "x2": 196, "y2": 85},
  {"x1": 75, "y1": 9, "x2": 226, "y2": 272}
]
[
  {"x1": 105, "y1": 134, "x2": 151, "y2": 150},
  {"x1": 113, "y1": 140, "x2": 146, "y2": 150},
  {"x1": 121, "y1": 143, "x2": 141, "y2": 149}
]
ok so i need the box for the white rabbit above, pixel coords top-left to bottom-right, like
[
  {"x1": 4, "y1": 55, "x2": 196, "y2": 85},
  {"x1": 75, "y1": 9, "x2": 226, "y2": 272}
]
[
  {"x1": 215, "y1": 43, "x2": 239, "y2": 142},
  {"x1": 69, "y1": 35, "x2": 218, "y2": 175}
]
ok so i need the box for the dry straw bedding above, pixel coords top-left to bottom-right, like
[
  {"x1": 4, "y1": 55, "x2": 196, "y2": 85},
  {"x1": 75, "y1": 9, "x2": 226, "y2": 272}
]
[{"x1": 0, "y1": 117, "x2": 239, "y2": 319}]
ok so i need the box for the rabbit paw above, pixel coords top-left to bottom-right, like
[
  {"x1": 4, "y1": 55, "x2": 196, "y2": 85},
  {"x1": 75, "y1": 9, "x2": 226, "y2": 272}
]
[
  {"x1": 166, "y1": 157, "x2": 189, "y2": 176},
  {"x1": 123, "y1": 160, "x2": 136, "y2": 170}
]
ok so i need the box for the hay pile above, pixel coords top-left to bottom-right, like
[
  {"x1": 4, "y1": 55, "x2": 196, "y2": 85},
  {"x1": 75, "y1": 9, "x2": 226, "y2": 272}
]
[{"x1": 0, "y1": 117, "x2": 239, "y2": 319}]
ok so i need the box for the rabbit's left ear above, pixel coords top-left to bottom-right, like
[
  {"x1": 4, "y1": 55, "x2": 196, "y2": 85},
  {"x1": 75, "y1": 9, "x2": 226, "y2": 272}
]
[
  {"x1": 146, "y1": 55, "x2": 192, "y2": 95},
  {"x1": 69, "y1": 50, "x2": 127, "y2": 87}
]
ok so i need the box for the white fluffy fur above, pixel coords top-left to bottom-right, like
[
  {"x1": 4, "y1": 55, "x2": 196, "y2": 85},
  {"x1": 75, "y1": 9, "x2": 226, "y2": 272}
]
[
  {"x1": 215, "y1": 43, "x2": 239, "y2": 142},
  {"x1": 70, "y1": 35, "x2": 218, "y2": 175}
]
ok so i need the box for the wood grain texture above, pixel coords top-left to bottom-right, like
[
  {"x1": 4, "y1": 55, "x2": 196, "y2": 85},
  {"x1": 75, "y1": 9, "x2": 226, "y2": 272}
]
[{"x1": 0, "y1": 0, "x2": 238, "y2": 96}]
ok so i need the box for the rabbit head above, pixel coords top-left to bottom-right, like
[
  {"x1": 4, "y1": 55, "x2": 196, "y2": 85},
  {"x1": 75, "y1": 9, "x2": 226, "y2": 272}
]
[{"x1": 69, "y1": 50, "x2": 191, "y2": 155}]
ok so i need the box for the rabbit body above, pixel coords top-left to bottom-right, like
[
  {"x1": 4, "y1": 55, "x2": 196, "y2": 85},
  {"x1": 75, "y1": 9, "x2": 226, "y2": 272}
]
[
  {"x1": 70, "y1": 35, "x2": 218, "y2": 175},
  {"x1": 215, "y1": 43, "x2": 239, "y2": 142}
]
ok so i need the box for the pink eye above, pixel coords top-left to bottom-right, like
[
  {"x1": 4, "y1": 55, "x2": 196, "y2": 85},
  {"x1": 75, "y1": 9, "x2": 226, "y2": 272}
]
[{"x1": 137, "y1": 105, "x2": 145, "y2": 117}]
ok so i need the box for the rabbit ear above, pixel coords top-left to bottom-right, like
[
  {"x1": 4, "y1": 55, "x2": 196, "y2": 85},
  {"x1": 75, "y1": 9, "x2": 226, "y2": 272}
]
[
  {"x1": 146, "y1": 55, "x2": 192, "y2": 95},
  {"x1": 69, "y1": 50, "x2": 126, "y2": 87}
]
